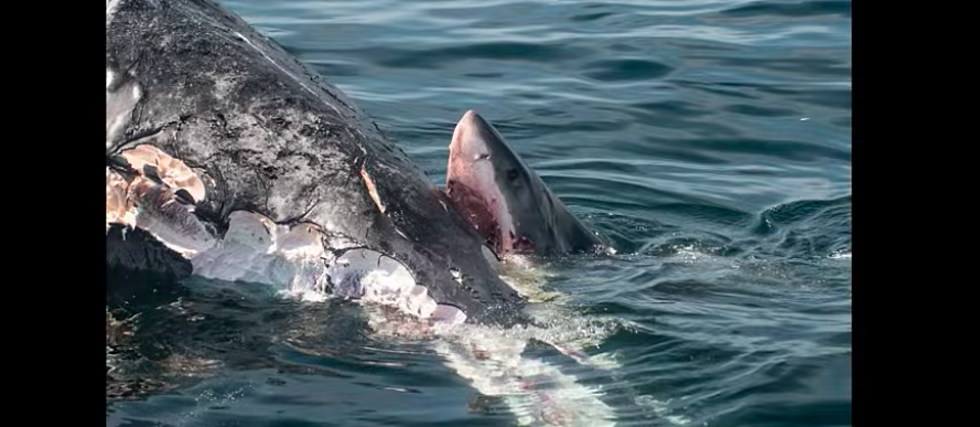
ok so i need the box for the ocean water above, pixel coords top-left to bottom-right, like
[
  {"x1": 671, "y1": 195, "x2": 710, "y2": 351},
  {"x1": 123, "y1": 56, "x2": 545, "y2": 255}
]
[{"x1": 105, "y1": 1, "x2": 851, "y2": 426}]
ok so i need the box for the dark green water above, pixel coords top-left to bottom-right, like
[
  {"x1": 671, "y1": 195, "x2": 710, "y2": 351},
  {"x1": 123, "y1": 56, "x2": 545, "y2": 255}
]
[{"x1": 106, "y1": 0, "x2": 851, "y2": 426}]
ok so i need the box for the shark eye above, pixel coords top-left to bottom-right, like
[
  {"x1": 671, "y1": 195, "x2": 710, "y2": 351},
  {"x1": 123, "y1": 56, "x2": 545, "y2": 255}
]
[
  {"x1": 477, "y1": 153, "x2": 491, "y2": 161},
  {"x1": 507, "y1": 168, "x2": 519, "y2": 181}
]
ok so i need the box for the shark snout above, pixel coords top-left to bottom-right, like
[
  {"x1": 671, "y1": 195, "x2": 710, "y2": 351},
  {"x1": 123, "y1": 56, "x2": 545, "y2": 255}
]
[{"x1": 449, "y1": 110, "x2": 491, "y2": 161}]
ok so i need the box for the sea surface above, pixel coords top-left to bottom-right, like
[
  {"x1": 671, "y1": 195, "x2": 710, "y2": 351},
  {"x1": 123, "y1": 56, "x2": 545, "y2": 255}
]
[{"x1": 106, "y1": 0, "x2": 851, "y2": 426}]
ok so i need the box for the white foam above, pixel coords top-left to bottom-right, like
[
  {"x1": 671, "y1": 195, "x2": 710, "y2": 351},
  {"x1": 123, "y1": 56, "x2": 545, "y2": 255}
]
[
  {"x1": 341, "y1": 256, "x2": 627, "y2": 426},
  {"x1": 430, "y1": 323, "x2": 618, "y2": 427},
  {"x1": 633, "y1": 395, "x2": 693, "y2": 426}
]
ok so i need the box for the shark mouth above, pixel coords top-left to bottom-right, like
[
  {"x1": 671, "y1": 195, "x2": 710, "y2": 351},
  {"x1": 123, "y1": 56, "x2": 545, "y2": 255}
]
[
  {"x1": 444, "y1": 179, "x2": 507, "y2": 256},
  {"x1": 445, "y1": 111, "x2": 538, "y2": 258}
]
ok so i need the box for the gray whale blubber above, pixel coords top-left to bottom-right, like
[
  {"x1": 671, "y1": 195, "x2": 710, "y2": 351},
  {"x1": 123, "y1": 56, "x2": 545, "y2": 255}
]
[{"x1": 105, "y1": 0, "x2": 525, "y2": 325}]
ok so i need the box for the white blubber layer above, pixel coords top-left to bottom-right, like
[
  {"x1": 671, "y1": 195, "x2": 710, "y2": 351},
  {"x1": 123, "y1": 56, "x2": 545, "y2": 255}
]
[
  {"x1": 191, "y1": 211, "x2": 329, "y2": 295},
  {"x1": 328, "y1": 248, "x2": 439, "y2": 320}
]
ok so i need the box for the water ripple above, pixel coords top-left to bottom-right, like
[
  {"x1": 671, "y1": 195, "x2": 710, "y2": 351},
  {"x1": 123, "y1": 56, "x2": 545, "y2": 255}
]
[{"x1": 110, "y1": 1, "x2": 850, "y2": 426}]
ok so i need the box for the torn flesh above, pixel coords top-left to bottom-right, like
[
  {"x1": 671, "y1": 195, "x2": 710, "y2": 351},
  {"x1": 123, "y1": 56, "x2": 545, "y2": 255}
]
[
  {"x1": 107, "y1": 157, "x2": 468, "y2": 326},
  {"x1": 328, "y1": 248, "x2": 469, "y2": 326},
  {"x1": 107, "y1": 150, "x2": 623, "y2": 427}
]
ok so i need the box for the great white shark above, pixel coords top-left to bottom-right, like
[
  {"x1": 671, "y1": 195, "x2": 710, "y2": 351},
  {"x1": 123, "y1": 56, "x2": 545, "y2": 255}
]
[
  {"x1": 445, "y1": 110, "x2": 612, "y2": 259},
  {"x1": 106, "y1": 0, "x2": 625, "y2": 424}
]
